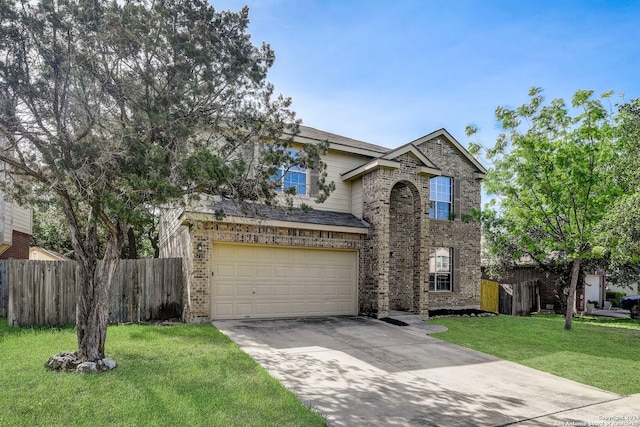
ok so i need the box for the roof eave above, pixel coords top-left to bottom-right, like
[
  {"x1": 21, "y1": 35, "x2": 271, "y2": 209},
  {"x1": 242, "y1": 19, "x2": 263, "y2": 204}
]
[
  {"x1": 341, "y1": 159, "x2": 400, "y2": 181},
  {"x1": 180, "y1": 211, "x2": 369, "y2": 235}
]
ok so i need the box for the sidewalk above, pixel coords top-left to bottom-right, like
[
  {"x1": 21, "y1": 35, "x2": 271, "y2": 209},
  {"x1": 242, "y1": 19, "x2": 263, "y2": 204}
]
[{"x1": 589, "y1": 309, "x2": 631, "y2": 319}]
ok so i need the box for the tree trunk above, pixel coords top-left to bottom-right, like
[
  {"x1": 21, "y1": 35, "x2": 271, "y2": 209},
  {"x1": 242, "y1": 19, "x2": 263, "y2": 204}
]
[
  {"x1": 564, "y1": 258, "x2": 581, "y2": 330},
  {"x1": 127, "y1": 227, "x2": 138, "y2": 259},
  {"x1": 76, "y1": 225, "x2": 126, "y2": 362}
]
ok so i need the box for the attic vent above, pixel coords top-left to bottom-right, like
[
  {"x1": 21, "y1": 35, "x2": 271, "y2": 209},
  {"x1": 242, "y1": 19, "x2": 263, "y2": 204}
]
[{"x1": 437, "y1": 139, "x2": 443, "y2": 156}]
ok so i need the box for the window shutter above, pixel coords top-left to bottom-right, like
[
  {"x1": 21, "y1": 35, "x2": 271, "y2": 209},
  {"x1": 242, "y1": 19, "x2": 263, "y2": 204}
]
[
  {"x1": 452, "y1": 248, "x2": 460, "y2": 293},
  {"x1": 309, "y1": 152, "x2": 320, "y2": 197},
  {"x1": 453, "y1": 177, "x2": 461, "y2": 220}
]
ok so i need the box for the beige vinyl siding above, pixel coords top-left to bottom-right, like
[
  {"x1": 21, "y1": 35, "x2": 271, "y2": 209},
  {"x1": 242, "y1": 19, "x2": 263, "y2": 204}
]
[
  {"x1": 284, "y1": 149, "x2": 370, "y2": 214},
  {"x1": 6, "y1": 201, "x2": 32, "y2": 235},
  {"x1": 0, "y1": 198, "x2": 32, "y2": 247},
  {"x1": 351, "y1": 178, "x2": 363, "y2": 219},
  {"x1": 158, "y1": 207, "x2": 184, "y2": 250}
]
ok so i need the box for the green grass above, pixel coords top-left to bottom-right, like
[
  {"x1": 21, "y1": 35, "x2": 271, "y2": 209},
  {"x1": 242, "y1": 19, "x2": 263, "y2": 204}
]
[
  {"x1": 0, "y1": 318, "x2": 324, "y2": 427},
  {"x1": 429, "y1": 314, "x2": 640, "y2": 395}
]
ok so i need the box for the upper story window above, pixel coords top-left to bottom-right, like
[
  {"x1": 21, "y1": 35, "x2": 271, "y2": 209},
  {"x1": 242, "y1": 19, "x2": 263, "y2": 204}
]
[
  {"x1": 429, "y1": 176, "x2": 452, "y2": 219},
  {"x1": 274, "y1": 149, "x2": 307, "y2": 195}
]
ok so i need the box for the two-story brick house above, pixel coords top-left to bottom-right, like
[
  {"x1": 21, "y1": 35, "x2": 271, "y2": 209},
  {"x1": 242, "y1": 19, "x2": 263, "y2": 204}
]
[{"x1": 159, "y1": 125, "x2": 486, "y2": 322}]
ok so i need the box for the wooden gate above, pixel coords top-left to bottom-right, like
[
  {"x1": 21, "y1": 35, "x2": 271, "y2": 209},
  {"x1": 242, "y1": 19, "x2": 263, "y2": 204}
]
[
  {"x1": 480, "y1": 279, "x2": 499, "y2": 313},
  {"x1": 499, "y1": 280, "x2": 540, "y2": 315}
]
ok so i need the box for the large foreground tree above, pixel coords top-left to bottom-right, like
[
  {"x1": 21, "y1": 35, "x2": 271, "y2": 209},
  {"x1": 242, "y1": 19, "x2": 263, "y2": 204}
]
[
  {"x1": 0, "y1": 0, "x2": 330, "y2": 363},
  {"x1": 470, "y1": 88, "x2": 620, "y2": 330}
]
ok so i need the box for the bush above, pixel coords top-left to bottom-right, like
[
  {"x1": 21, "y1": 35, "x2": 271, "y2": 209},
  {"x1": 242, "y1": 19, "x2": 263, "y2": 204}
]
[{"x1": 606, "y1": 291, "x2": 627, "y2": 308}]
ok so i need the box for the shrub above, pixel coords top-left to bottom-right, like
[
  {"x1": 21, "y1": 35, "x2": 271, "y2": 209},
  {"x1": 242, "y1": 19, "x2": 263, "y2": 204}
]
[{"x1": 606, "y1": 291, "x2": 627, "y2": 308}]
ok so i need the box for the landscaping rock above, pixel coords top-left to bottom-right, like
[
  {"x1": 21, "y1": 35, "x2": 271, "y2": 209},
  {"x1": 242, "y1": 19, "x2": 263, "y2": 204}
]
[
  {"x1": 45, "y1": 352, "x2": 117, "y2": 373},
  {"x1": 100, "y1": 358, "x2": 117, "y2": 370},
  {"x1": 77, "y1": 362, "x2": 98, "y2": 373},
  {"x1": 428, "y1": 309, "x2": 498, "y2": 319},
  {"x1": 45, "y1": 352, "x2": 81, "y2": 371}
]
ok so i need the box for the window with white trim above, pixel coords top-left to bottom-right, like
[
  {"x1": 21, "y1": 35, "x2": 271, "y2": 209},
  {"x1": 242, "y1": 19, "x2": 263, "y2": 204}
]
[
  {"x1": 429, "y1": 176, "x2": 452, "y2": 220},
  {"x1": 429, "y1": 247, "x2": 452, "y2": 291},
  {"x1": 274, "y1": 149, "x2": 307, "y2": 195}
]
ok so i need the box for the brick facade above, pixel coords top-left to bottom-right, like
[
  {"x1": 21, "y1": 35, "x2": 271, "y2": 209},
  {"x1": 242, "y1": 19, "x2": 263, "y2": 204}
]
[
  {"x1": 418, "y1": 137, "x2": 482, "y2": 310},
  {"x1": 360, "y1": 154, "x2": 430, "y2": 318},
  {"x1": 0, "y1": 230, "x2": 30, "y2": 259},
  {"x1": 359, "y1": 139, "x2": 483, "y2": 318}
]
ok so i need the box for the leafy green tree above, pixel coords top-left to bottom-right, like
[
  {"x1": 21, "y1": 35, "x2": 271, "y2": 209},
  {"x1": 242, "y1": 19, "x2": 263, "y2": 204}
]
[
  {"x1": 599, "y1": 99, "x2": 640, "y2": 265},
  {"x1": 0, "y1": 0, "x2": 331, "y2": 363},
  {"x1": 469, "y1": 88, "x2": 620, "y2": 329},
  {"x1": 31, "y1": 200, "x2": 74, "y2": 258}
]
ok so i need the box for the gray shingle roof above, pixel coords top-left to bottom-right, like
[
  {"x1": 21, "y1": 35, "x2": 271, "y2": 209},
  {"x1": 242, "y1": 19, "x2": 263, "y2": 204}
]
[
  {"x1": 296, "y1": 125, "x2": 390, "y2": 155},
  {"x1": 209, "y1": 199, "x2": 369, "y2": 229}
]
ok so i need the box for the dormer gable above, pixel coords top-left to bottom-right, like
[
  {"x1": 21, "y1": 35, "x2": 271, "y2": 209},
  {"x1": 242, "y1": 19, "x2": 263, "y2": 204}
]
[
  {"x1": 341, "y1": 143, "x2": 441, "y2": 181},
  {"x1": 409, "y1": 128, "x2": 487, "y2": 179}
]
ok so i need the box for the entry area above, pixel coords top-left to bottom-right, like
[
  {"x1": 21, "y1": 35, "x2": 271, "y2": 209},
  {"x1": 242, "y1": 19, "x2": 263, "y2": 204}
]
[{"x1": 211, "y1": 243, "x2": 358, "y2": 319}]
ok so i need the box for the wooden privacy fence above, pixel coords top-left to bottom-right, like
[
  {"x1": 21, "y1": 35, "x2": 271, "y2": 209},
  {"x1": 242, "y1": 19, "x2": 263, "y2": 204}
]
[
  {"x1": 480, "y1": 279, "x2": 499, "y2": 313},
  {"x1": 4, "y1": 258, "x2": 183, "y2": 327},
  {"x1": 499, "y1": 280, "x2": 540, "y2": 315},
  {"x1": 0, "y1": 261, "x2": 8, "y2": 318}
]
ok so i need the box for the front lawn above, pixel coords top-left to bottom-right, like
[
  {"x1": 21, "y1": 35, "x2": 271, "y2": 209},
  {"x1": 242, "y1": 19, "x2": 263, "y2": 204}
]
[
  {"x1": 0, "y1": 318, "x2": 324, "y2": 427},
  {"x1": 429, "y1": 314, "x2": 640, "y2": 395}
]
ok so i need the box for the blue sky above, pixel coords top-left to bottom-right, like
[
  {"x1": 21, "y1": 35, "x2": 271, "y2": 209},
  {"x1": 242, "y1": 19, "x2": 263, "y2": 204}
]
[{"x1": 214, "y1": 0, "x2": 640, "y2": 155}]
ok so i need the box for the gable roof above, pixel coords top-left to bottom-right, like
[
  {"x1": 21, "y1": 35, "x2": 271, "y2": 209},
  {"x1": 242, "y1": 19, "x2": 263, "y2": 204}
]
[
  {"x1": 289, "y1": 125, "x2": 486, "y2": 178},
  {"x1": 341, "y1": 143, "x2": 442, "y2": 181},
  {"x1": 293, "y1": 126, "x2": 389, "y2": 156},
  {"x1": 408, "y1": 128, "x2": 487, "y2": 175},
  {"x1": 29, "y1": 246, "x2": 71, "y2": 261}
]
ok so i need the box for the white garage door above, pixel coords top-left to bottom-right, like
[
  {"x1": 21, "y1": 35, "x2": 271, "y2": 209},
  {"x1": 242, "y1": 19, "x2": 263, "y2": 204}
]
[{"x1": 211, "y1": 243, "x2": 358, "y2": 319}]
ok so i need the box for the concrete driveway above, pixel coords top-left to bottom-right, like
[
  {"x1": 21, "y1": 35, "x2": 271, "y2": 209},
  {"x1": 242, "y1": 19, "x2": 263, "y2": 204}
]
[{"x1": 213, "y1": 316, "x2": 639, "y2": 427}]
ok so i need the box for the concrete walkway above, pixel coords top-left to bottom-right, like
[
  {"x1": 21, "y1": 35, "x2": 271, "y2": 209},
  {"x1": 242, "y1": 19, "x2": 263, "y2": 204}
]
[
  {"x1": 590, "y1": 308, "x2": 632, "y2": 318},
  {"x1": 213, "y1": 316, "x2": 640, "y2": 427}
]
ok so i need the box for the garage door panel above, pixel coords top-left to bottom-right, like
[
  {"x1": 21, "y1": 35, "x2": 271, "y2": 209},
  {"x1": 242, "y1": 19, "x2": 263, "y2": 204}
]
[
  {"x1": 272, "y1": 284, "x2": 289, "y2": 295},
  {"x1": 338, "y1": 285, "x2": 353, "y2": 296},
  {"x1": 290, "y1": 284, "x2": 307, "y2": 296},
  {"x1": 217, "y1": 264, "x2": 236, "y2": 278},
  {"x1": 255, "y1": 266, "x2": 273, "y2": 277},
  {"x1": 254, "y1": 303, "x2": 272, "y2": 315},
  {"x1": 307, "y1": 285, "x2": 323, "y2": 296},
  {"x1": 271, "y1": 303, "x2": 290, "y2": 315},
  {"x1": 307, "y1": 267, "x2": 323, "y2": 278},
  {"x1": 235, "y1": 303, "x2": 253, "y2": 316},
  {"x1": 324, "y1": 285, "x2": 338, "y2": 296},
  {"x1": 235, "y1": 284, "x2": 254, "y2": 296},
  {"x1": 212, "y1": 244, "x2": 357, "y2": 319},
  {"x1": 254, "y1": 284, "x2": 272, "y2": 295},
  {"x1": 215, "y1": 303, "x2": 234, "y2": 316},
  {"x1": 290, "y1": 266, "x2": 307, "y2": 278},
  {"x1": 337, "y1": 268, "x2": 353, "y2": 279},
  {"x1": 338, "y1": 301, "x2": 353, "y2": 312},
  {"x1": 323, "y1": 269, "x2": 337, "y2": 279},
  {"x1": 216, "y1": 284, "x2": 234, "y2": 297},
  {"x1": 274, "y1": 266, "x2": 289, "y2": 277},
  {"x1": 236, "y1": 266, "x2": 255, "y2": 277}
]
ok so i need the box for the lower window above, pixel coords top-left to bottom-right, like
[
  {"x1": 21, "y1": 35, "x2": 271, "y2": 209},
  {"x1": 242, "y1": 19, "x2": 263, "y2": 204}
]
[{"x1": 429, "y1": 247, "x2": 452, "y2": 291}]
